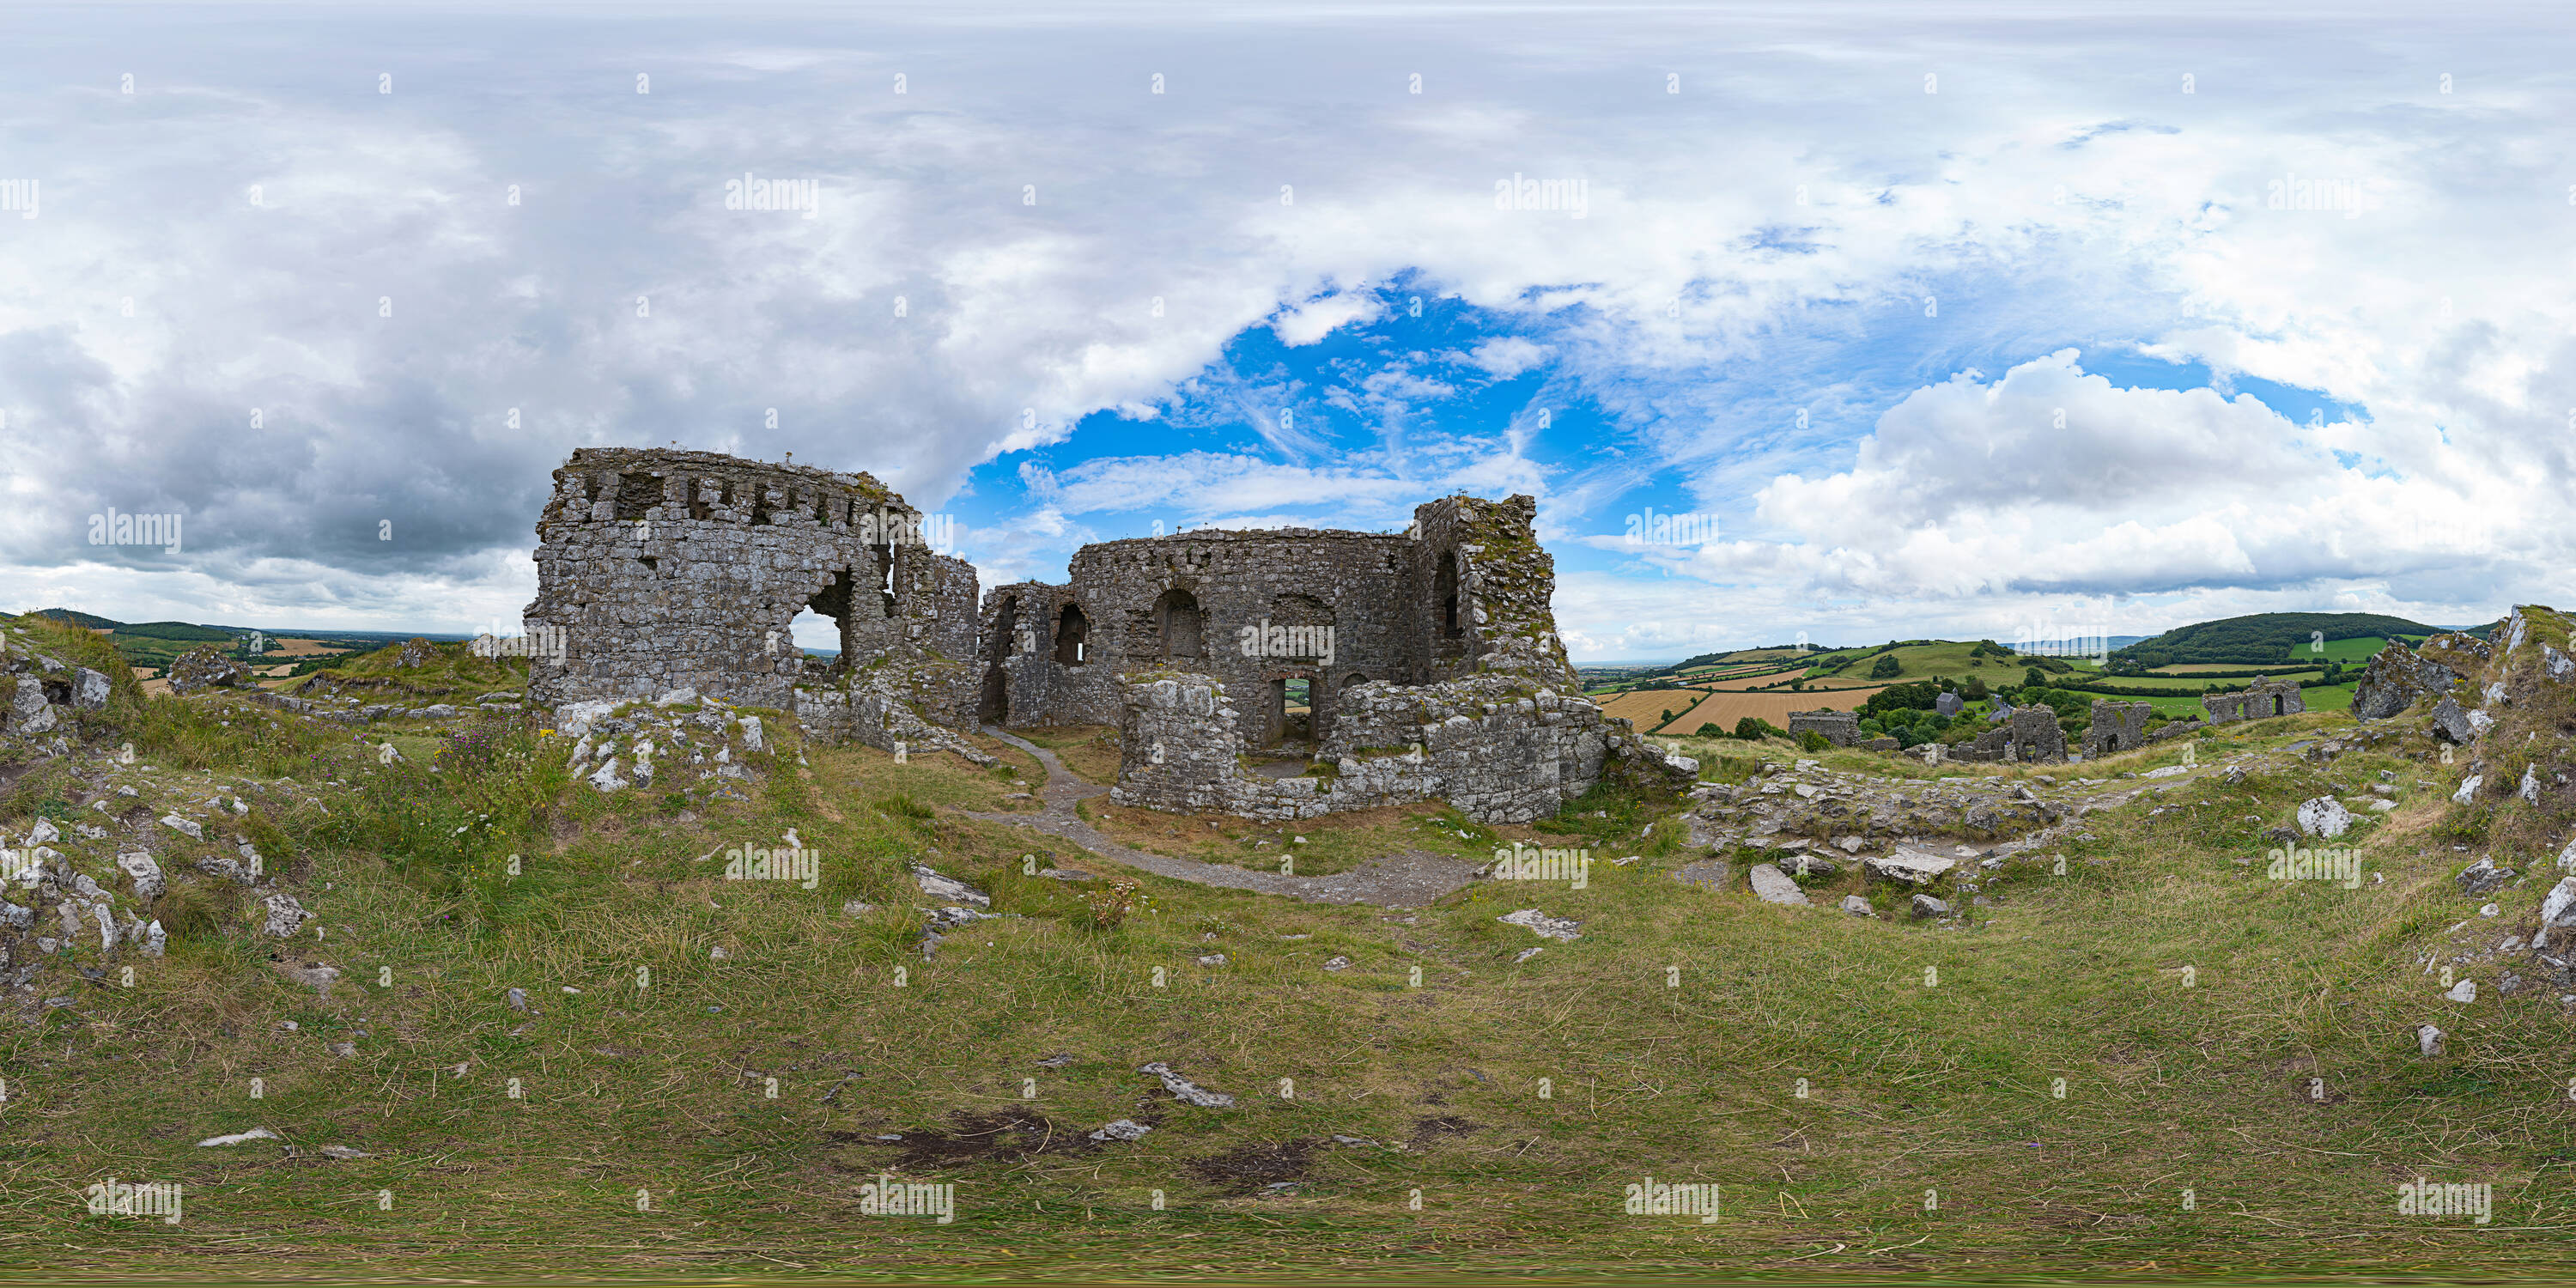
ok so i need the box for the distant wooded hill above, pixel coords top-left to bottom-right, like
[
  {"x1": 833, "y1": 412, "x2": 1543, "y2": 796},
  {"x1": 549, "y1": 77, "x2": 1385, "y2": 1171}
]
[{"x1": 2111, "y1": 612, "x2": 2440, "y2": 666}]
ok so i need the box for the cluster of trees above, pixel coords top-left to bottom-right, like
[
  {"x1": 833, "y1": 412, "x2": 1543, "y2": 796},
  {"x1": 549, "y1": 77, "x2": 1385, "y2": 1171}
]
[
  {"x1": 1860, "y1": 704, "x2": 1953, "y2": 749},
  {"x1": 1695, "y1": 716, "x2": 1789, "y2": 741}
]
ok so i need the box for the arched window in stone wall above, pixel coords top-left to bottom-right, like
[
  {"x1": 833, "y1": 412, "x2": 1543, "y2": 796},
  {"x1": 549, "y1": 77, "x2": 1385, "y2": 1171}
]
[
  {"x1": 1055, "y1": 604, "x2": 1091, "y2": 665},
  {"x1": 1155, "y1": 588, "x2": 1202, "y2": 659},
  {"x1": 1343, "y1": 672, "x2": 1369, "y2": 690}
]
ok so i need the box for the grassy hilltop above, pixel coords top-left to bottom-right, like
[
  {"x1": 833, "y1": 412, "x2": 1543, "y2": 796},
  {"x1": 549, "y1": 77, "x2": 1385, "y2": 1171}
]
[{"x1": 2, "y1": 610, "x2": 2573, "y2": 1280}]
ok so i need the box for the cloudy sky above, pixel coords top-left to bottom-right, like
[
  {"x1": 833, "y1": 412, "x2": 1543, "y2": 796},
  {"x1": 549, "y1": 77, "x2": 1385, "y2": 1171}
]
[{"x1": 3, "y1": 1, "x2": 2569, "y2": 659}]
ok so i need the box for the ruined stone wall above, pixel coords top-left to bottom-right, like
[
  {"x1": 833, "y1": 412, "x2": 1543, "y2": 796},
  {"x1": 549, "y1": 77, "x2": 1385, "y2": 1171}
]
[
  {"x1": 1110, "y1": 670, "x2": 1656, "y2": 825},
  {"x1": 986, "y1": 493, "x2": 1575, "y2": 743},
  {"x1": 1411, "y1": 494, "x2": 1573, "y2": 683},
  {"x1": 526, "y1": 448, "x2": 938, "y2": 712},
  {"x1": 1079, "y1": 493, "x2": 1698, "y2": 824},
  {"x1": 1788, "y1": 709, "x2": 1860, "y2": 746},
  {"x1": 2082, "y1": 700, "x2": 2152, "y2": 757},
  {"x1": 2009, "y1": 706, "x2": 2067, "y2": 763},
  {"x1": 524, "y1": 448, "x2": 983, "y2": 770},
  {"x1": 2203, "y1": 676, "x2": 2306, "y2": 724},
  {"x1": 983, "y1": 530, "x2": 1419, "y2": 736}
]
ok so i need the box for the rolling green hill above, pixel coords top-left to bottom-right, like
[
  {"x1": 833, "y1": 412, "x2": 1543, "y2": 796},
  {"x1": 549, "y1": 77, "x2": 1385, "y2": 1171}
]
[
  {"x1": 2115, "y1": 612, "x2": 2437, "y2": 666},
  {"x1": 29, "y1": 606, "x2": 121, "y2": 629}
]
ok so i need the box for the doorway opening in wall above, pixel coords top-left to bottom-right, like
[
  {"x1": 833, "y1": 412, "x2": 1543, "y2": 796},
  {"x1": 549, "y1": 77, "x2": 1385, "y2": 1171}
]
[
  {"x1": 1250, "y1": 675, "x2": 1315, "y2": 775},
  {"x1": 979, "y1": 596, "x2": 1018, "y2": 725},
  {"x1": 1055, "y1": 604, "x2": 1091, "y2": 665}
]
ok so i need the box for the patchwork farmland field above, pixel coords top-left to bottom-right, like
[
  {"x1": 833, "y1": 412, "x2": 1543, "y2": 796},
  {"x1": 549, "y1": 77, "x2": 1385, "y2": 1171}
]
[{"x1": 1649, "y1": 688, "x2": 1891, "y2": 731}]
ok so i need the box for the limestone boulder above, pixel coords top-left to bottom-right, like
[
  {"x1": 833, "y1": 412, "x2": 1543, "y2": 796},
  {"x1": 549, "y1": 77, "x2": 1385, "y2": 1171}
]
[
  {"x1": 2430, "y1": 696, "x2": 2474, "y2": 744},
  {"x1": 2295, "y1": 796, "x2": 2354, "y2": 840},
  {"x1": 167, "y1": 645, "x2": 251, "y2": 694},
  {"x1": 8, "y1": 675, "x2": 53, "y2": 735},
  {"x1": 1865, "y1": 847, "x2": 1956, "y2": 885},
  {"x1": 2456, "y1": 857, "x2": 2512, "y2": 896},
  {"x1": 1747, "y1": 863, "x2": 1809, "y2": 906}
]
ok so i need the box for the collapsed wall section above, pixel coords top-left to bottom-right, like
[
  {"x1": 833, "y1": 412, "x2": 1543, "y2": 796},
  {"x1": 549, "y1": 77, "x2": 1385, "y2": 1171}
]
[
  {"x1": 1788, "y1": 709, "x2": 1860, "y2": 746},
  {"x1": 1109, "y1": 670, "x2": 1660, "y2": 824}
]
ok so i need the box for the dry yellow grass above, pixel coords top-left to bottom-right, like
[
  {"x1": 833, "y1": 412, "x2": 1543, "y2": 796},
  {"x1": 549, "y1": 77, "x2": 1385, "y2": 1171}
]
[
  {"x1": 1595, "y1": 688, "x2": 1710, "y2": 727},
  {"x1": 267, "y1": 636, "x2": 349, "y2": 657},
  {"x1": 1660, "y1": 688, "x2": 1887, "y2": 729}
]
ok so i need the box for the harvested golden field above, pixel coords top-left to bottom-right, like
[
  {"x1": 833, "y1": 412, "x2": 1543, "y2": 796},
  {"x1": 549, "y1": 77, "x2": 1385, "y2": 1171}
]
[
  {"x1": 1595, "y1": 688, "x2": 1711, "y2": 728},
  {"x1": 1656, "y1": 687, "x2": 1889, "y2": 730},
  {"x1": 1688, "y1": 668, "x2": 1857, "y2": 691},
  {"x1": 268, "y1": 635, "x2": 349, "y2": 657}
]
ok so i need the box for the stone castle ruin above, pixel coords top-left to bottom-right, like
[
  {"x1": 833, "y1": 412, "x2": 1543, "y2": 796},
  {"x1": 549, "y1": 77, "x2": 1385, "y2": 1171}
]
[
  {"x1": 524, "y1": 449, "x2": 1692, "y2": 823},
  {"x1": 522, "y1": 447, "x2": 991, "y2": 762},
  {"x1": 2081, "y1": 699, "x2": 2152, "y2": 757},
  {"x1": 2202, "y1": 676, "x2": 2305, "y2": 723},
  {"x1": 1787, "y1": 709, "x2": 1859, "y2": 747},
  {"x1": 1960, "y1": 705, "x2": 2067, "y2": 763}
]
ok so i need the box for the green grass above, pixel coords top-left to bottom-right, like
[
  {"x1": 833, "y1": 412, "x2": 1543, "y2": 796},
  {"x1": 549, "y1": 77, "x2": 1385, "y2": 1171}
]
[
  {"x1": 2083, "y1": 670, "x2": 2326, "y2": 692},
  {"x1": 2285, "y1": 635, "x2": 2394, "y2": 664},
  {"x1": 1805, "y1": 640, "x2": 2030, "y2": 683},
  {"x1": 3, "y1": 655, "x2": 2571, "y2": 1279}
]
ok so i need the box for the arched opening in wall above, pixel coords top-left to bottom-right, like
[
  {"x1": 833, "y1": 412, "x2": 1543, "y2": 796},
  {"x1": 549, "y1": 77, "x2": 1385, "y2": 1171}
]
[
  {"x1": 1436, "y1": 551, "x2": 1461, "y2": 638},
  {"x1": 1343, "y1": 672, "x2": 1369, "y2": 690},
  {"x1": 978, "y1": 665, "x2": 1009, "y2": 725},
  {"x1": 1054, "y1": 604, "x2": 1091, "y2": 665},
  {"x1": 793, "y1": 569, "x2": 854, "y2": 681},
  {"x1": 1282, "y1": 677, "x2": 1312, "y2": 743},
  {"x1": 790, "y1": 609, "x2": 841, "y2": 680},
  {"x1": 1154, "y1": 588, "x2": 1202, "y2": 659}
]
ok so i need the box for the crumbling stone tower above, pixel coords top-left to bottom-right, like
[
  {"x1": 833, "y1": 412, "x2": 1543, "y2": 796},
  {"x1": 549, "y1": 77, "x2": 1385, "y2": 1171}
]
[
  {"x1": 522, "y1": 448, "x2": 980, "y2": 732},
  {"x1": 2082, "y1": 699, "x2": 2152, "y2": 757}
]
